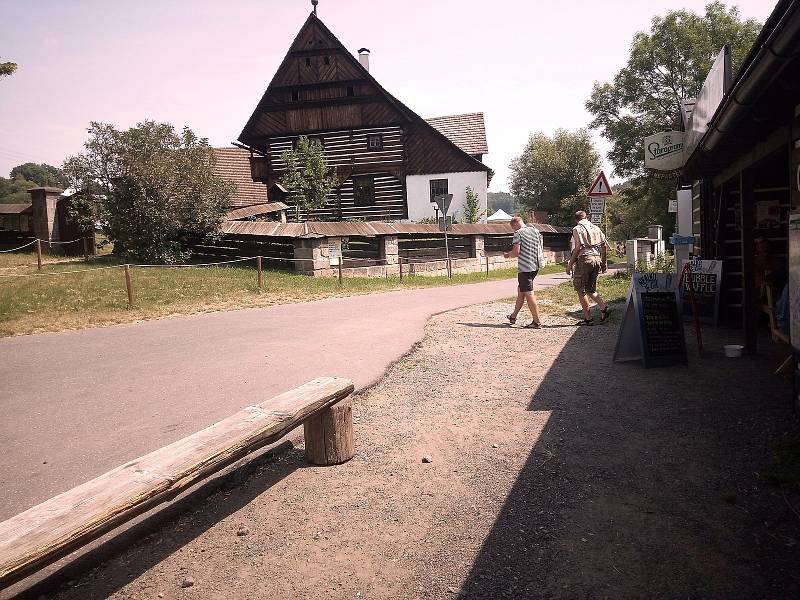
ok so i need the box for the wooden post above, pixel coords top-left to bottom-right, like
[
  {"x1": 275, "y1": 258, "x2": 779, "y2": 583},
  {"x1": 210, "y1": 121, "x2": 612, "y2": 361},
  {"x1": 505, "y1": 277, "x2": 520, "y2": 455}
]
[
  {"x1": 124, "y1": 264, "x2": 134, "y2": 309},
  {"x1": 35, "y1": 239, "x2": 42, "y2": 271},
  {"x1": 485, "y1": 252, "x2": 489, "y2": 278},
  {"x1": 448, "y1": 257, "x2": 452, "y2": 279},
  {"x1": 83, "y1": 237, "x2": 89, "y2": 262},
  {"x1": 257, "y1": 256, "x2": 263, "y2": 292},
  {"x1": 338, "y1": 259, "x2": 343, "y2": 284},
  {"x1": 304, "y1": 404, "x2": 354, "y2": 465},
  {"x1": 740, "y1": 168, "x2": 757, "y2": 355},
  {"x1": 399, "y1": 256, "x2": 403, "y2": 282}
]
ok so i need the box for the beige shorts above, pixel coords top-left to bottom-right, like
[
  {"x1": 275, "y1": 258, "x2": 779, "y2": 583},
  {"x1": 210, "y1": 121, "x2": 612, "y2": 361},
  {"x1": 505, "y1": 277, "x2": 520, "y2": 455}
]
[{"x1": 573, "y1": 255, "x2": 601, "y2": 294}]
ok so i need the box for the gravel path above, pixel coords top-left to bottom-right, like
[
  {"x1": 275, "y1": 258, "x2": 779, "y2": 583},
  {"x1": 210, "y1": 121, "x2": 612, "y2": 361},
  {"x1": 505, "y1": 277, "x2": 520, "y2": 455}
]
[{"x1": 17, "y1": 301, "x2": 800, "y2": 599}]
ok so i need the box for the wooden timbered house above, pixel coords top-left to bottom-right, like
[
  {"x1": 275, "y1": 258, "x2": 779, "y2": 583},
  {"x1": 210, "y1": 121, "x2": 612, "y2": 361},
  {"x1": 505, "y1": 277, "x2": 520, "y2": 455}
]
[{"x1": 236, "y1": 12, "x2": 491, "y2": 223}]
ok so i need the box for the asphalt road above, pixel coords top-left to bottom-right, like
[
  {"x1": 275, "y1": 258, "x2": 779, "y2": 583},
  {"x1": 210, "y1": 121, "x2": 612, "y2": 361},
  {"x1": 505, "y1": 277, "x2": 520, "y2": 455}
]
[{"x1": 0, "y1": 273, "x2": 570, "y2": 519}]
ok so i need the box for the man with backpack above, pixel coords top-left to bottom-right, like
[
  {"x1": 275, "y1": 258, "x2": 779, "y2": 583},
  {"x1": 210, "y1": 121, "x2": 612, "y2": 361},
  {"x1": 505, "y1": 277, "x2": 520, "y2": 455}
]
[{"x1": 566, "y1": 211, "x2": 611, "y2": 326}]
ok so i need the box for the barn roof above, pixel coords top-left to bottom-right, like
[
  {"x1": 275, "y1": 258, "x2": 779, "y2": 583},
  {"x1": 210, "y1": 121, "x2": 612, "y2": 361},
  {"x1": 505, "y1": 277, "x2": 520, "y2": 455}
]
[
  {"x1": 211, "y1": 148, "x2": 269, "y2": 208},
  {"x1": 221, "y1": 220, "x2": 569, "y2": 238},
  {"x1": 425, "y1": 113, "x2": 488, "y2": 156},
  {"x1": 0, "y1": 203, "x2": 33, "y2": 215}
]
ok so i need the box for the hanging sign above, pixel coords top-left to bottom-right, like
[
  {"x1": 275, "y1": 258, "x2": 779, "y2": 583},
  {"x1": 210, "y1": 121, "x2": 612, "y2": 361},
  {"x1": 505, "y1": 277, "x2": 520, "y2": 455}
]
[
  {"x1": 644, "y1": 131, "x2": 685, "y2": 174},
  {"x1": 613, "y1": 272, "x2": 688, "y2": 368},
  {"x1": 677, "y1": 259, "x2": 722, "y2": 325},
  {"x1": 328, "y1": 239, "x2": 343, "y2": 266},
  {"x1": 587, "y1": 171, "x2": 613, "y2": 197}
]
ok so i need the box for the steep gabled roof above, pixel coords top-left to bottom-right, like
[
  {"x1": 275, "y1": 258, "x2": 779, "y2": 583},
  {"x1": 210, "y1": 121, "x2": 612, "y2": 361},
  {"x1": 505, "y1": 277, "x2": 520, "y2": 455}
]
[
  {"x1": 238, "y1": 12, "x2": 490, "y2": 174},
  {"x1": 425, "y1": 113, "x2": 488, "y2": 156}
]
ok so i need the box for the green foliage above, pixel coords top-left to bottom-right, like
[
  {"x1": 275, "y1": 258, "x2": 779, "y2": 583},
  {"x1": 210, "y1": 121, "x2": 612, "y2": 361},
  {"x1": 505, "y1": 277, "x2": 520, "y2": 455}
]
[
  {"x1": 487, "y1": 191, "x2": 519, "y2": 215},
  {"x1": 417, "y1": 216, "x2": 437, "y2": 224},
  {"x1": 586, "y1": 2, "x2": 761, "y2": 178},
  {"x1": 509, "y1": 128, "x2": 601, "y2": 227},
  {"x1": 0, "y1": 174, "x2": 37, "y2": 203},
  {"x1": 0, "y1": 60, "x2": 17, "y2": 79},
  {"x1": 632, "y1": 251, "x2": 675, "y2": 274},
  {"x1": 9, "y1": 163, "x2": 69, "y2": 188},
  {"x1": 606, "y1": 177, "x2": 675, "y2": 242},
  {"x1": 462, "y1": 186, "x2": 484, "y2": 223},
  {"x1": 63, "y1": 121, "x2": 233, "y2": 264},
  {"x1": 280, "y1": 136, "x2": 338, "y2": 217}
]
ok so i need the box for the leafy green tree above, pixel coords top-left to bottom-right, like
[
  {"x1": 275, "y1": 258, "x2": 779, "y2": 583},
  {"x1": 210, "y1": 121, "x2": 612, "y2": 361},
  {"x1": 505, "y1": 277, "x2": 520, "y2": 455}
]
[
  {"x1": 280, "y1": 136, "x2": 338, "y2": 218},
  {"x1": 509, "y1": 128, "x2": 601, "y2": 226},
  {"x1": 0, "y1": 175, "x2": 37, "y2": 203},
  {"x1": 487, "y1": 191, "x2": 519, "y2": 215},
  {"x1": 606, "y1": 177, "x2": 676, "y2": 242},
  {"x1": 63, "y1": 121, "x2": 234, "y2": 263},
  {"x1": 586, "y1": 2, "x2": 761, "y2": 177},
  {"x1": 10, "y1": 163, "x2": 69, "y2": 188},
  {"x1": 462, "y1": 186, "x2": 484, "y2": 223},
  {"x1": 0, "y1": 59, "x2": 17, "y2": 79}
]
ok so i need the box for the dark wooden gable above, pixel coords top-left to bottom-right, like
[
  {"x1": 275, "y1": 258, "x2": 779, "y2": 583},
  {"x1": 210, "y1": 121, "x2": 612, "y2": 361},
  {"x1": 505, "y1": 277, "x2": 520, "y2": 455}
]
[{"x1": 238, "y1": 12, "x2": 490, "y2": 176}]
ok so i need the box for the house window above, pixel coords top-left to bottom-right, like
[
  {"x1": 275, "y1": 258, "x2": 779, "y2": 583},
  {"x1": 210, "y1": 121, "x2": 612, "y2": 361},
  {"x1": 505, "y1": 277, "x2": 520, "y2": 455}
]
[
  {"x1": 353, "y1": 175, "x2": 375, "y2": 206},
  {"x1": 290, "y1": 90, "x2": 300, "y2": 102},
  {"x1": 346, "y1": 85, "x2": 354, "y2": 97},
  {"x1": 367, "y1": 134, "x2": 383, "y2": 150},
  {"x1": 429, "y1": 178, "x2": 448, "y2": 202},
  {"x1": 324, "y1": 55, "x2": 330, "y2": 65},
  {"x1": 305, "y1": 57, "x2": 312, "y2": 67}
]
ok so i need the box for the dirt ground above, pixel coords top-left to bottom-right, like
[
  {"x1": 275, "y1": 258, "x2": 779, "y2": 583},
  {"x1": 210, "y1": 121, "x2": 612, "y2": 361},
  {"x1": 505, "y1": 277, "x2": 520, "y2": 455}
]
[{"x1": 19, "y1": 301, "x2": 800, "y2": 599}]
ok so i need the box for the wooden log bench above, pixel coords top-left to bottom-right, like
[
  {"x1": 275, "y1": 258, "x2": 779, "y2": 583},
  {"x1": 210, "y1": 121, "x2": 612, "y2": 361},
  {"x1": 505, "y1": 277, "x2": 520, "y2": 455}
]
[{"x1": 0, "y1": 376, "x2": 355, "y2": 591}]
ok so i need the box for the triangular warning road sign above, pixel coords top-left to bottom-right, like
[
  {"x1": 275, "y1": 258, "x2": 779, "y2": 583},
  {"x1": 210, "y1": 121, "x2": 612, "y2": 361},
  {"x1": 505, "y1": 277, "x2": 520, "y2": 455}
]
[{"x1": 587, "y1": 171, "x2": 613, "y2": 197}]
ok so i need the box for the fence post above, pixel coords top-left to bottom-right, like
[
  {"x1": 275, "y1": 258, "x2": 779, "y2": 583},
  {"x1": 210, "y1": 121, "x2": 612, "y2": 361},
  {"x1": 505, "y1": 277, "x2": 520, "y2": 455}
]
[
  {"x1": 35, "y1": 239, "x2": 42, "y2": 271},
  {"x1": 399, "y1": 256, "x2": 403, "y2": 282},
  {"x1": 485, "y1": 252, "x2": 489, "y2": 278},
  {"x1": 83, "y1": 237, "x2": 90, "y2": 262},
  {"x1": 338, "y1": 259, "x2": 343, "y2": 284},
  {"x1": 447, "y1": 257, "x2": 452, "y2": 279},
  {"x1": 124, "y1": 264, "x2": 134, "y2": 309},
  {"x1": 257, "y1": 256, "x2": 263, "y2": 292}
]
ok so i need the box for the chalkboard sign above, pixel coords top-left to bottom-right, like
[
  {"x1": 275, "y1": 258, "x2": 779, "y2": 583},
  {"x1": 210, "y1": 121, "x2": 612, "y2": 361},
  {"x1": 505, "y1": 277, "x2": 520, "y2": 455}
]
[
  {"x1": 678, "y1": 259, "x2": 722, "y2": 324},
  {"x1": 613, "y1": 273, "x2": 688, "y2": 368}
]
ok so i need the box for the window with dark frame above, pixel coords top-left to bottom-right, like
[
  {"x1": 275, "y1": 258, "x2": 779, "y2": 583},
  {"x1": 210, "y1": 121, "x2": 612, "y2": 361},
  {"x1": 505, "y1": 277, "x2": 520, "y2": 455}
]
[
  {"x1": 290, "y1": 90, "x2": 300, "y2": 102},
  {"x1": 346, "y1": 85, "x2": 354, "y2": 97},
  {"x1": 324, "y1": 55, "x2": 330, "y2": 65},
  {"x1": 305, "y1": 57, "x2": 312, "y2": 67},
  {"x1": 429, "y1": 179, "x2": 448, "y2": 202},
  {"x1": 353, "y1": 175, "x2": 376, "y2": 206},
  {"x1": 366, "y1": 134, "x2": 383, "y2": 151}
]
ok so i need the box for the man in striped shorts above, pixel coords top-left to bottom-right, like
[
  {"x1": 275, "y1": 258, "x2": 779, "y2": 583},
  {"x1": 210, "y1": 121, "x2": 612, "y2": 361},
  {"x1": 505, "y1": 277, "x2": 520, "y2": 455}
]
[{"x1": 504, "y1": 216, "x2": 545, "y2": 328}]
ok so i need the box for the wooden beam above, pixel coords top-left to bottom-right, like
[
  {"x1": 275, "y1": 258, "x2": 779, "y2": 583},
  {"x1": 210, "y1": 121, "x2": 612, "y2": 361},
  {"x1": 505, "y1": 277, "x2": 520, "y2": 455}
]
[
  {"x1": 0, "y1": 377, "x2": 354, "y2": 590},
  {"x1": 740, "y1": 168, "x2": 757, "y2": 354}
]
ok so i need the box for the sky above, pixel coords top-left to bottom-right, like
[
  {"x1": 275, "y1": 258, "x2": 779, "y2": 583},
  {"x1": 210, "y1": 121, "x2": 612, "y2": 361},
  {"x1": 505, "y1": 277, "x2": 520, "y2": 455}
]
[{"x1": 0, "y1": 0, "x2": 774, "y2": 192}]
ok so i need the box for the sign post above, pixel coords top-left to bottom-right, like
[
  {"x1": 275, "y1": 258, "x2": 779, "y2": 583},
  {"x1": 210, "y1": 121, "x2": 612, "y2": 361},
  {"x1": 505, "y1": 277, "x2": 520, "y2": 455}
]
[
  {"x1": 587, "y1": 171, "x2": 612, "y2": 229},
  {"x1": 434, "y1": 194, "x2": 454, "y2": 278}
]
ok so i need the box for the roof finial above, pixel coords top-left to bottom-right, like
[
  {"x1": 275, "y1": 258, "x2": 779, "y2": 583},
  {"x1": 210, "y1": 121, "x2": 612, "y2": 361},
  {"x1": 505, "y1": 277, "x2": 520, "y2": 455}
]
[{"x1": 312, "y1": 0, "x2": 318, "y2": 15}]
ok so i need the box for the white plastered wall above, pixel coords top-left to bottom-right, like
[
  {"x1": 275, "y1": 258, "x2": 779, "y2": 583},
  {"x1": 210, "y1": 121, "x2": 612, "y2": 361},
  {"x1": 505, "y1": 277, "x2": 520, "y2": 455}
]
[{"x1": 405, "y1": 172, "x2": 488, "y2": 223}]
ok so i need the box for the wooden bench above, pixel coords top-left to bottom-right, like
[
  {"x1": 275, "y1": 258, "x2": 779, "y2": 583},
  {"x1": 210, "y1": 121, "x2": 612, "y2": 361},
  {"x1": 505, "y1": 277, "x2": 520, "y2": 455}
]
[{"x1": 0, "y1": 376, "x2": 355, "y2": 590}]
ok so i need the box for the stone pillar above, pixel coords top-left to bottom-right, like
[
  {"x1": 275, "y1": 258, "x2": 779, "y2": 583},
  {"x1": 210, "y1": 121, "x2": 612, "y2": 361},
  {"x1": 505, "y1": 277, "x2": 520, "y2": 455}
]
[
  {"x1": 293, "y1": 237, "x2": 331, "y2": 276},
  {"x1": 380, "y1": 235, "x2": 399, "y2": 265},
  {"x1": 28, "y1": 187, "x2": 64, "y2": 248},
  {"x1": 470, "y1": 234, "x2": 484, "y2": 259}
]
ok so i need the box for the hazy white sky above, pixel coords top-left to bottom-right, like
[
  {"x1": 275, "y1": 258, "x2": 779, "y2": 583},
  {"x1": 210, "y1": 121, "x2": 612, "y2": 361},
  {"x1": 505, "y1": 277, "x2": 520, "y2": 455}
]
[{"x1": 0, "y1": 0, "x2": 773, "y2": 191}]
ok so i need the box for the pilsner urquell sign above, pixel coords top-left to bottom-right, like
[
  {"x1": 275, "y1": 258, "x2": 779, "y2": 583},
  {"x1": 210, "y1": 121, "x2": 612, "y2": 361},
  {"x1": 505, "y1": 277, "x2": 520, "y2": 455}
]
[{"x1": 644, "y1": 131, "x2": 685, "y2": 174}]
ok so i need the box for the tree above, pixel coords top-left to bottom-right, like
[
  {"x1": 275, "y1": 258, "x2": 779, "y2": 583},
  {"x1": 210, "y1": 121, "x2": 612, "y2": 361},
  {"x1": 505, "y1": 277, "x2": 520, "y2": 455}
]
[
  {"x1": 0, "y1": 174, "x2": 36, "y2": 203},
  {"x1": 586, "y1": 2, "x2": 761, "y2": 178},
  {"x1": 0, "y1": 59, "x2": 17, "y2": 79},
  {"x1": 462, "y1": 186, "x2": 484, "y2": 223},
  {"x1": 605, "y1": 177, "x2": 676, "y2": 242},
  {"x1": 10, "y1": 163, "x2": 69, "y2": 188},
  {"x1": 63, "y1": 121, "x2": 234, "y2": 263},
  {"x1": 280, "y1": 136, "x2": 338, "y2": 218},
  {"x1": 509, "y1": 128, "x2": 601, "y2": 226},
  {"x1": 487, "y1": 191, "x2": 519, "y2": 215}
]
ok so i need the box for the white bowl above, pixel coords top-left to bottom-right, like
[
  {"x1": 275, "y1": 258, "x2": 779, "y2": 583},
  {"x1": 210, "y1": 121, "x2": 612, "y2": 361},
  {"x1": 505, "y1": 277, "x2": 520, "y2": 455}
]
[{"x1": 723, "y1": 344, "x2": 744, "y2": 358}]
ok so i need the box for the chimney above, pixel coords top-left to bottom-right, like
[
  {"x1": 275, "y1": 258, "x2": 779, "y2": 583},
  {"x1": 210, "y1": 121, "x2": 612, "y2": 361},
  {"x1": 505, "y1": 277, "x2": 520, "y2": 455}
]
[{"x1": 358, "y1": 48, "x2": 370, "y2": 72}]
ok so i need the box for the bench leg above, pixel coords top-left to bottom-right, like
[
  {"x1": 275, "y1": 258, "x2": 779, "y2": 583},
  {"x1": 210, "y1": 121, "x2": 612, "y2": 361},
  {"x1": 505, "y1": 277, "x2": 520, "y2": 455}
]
[{"x1": 304, "y1": 404, "x2": 354, "y2": 465}]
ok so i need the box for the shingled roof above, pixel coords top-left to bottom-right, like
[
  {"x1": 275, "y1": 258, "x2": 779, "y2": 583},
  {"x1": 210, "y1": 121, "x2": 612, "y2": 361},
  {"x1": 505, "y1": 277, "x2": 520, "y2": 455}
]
[
  {"x1": 211, "y1": 148, "x2": 268, "y2": 208},
  {"x1": 424, "y1": 112, "x2": 488, "y2": 156}
]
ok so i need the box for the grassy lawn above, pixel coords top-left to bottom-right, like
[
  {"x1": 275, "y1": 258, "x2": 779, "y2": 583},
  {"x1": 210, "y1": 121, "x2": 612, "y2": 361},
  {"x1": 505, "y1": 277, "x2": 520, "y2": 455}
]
[
  {"x1": 0, "y1": 252, "x2": 565, "y2": 337},
  {"x1": 534, "y1": 270, "x2": 631, "y2": 321}
]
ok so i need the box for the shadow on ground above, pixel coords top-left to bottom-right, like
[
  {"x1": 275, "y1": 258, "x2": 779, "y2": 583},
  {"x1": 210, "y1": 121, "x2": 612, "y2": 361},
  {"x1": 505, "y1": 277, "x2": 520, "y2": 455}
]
[{"x1": 461, "y1": 326, "x2": 800, "y2": 598}]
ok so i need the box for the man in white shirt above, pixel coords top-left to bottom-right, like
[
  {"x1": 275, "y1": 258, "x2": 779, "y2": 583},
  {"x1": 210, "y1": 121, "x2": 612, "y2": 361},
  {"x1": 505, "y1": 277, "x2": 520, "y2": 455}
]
[{"x1": 566, "y1": 211, "x2": 610, "y2": 325}]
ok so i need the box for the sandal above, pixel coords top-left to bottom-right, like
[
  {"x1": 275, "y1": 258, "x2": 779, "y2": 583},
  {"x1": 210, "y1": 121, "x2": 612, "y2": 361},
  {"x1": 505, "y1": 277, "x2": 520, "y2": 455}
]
[
  {"x1": 525, "y1": 321, "x2": 542, "y2": 329},
  {"x1": 600, "y1": 307, "x2": 611, "y2": 322},
  {"x1": 507, "y1": 314, "x2": 517, "y2": 325},
  {"x1": 577, "y1": 318, "x2": 594, "y2": 326}
]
